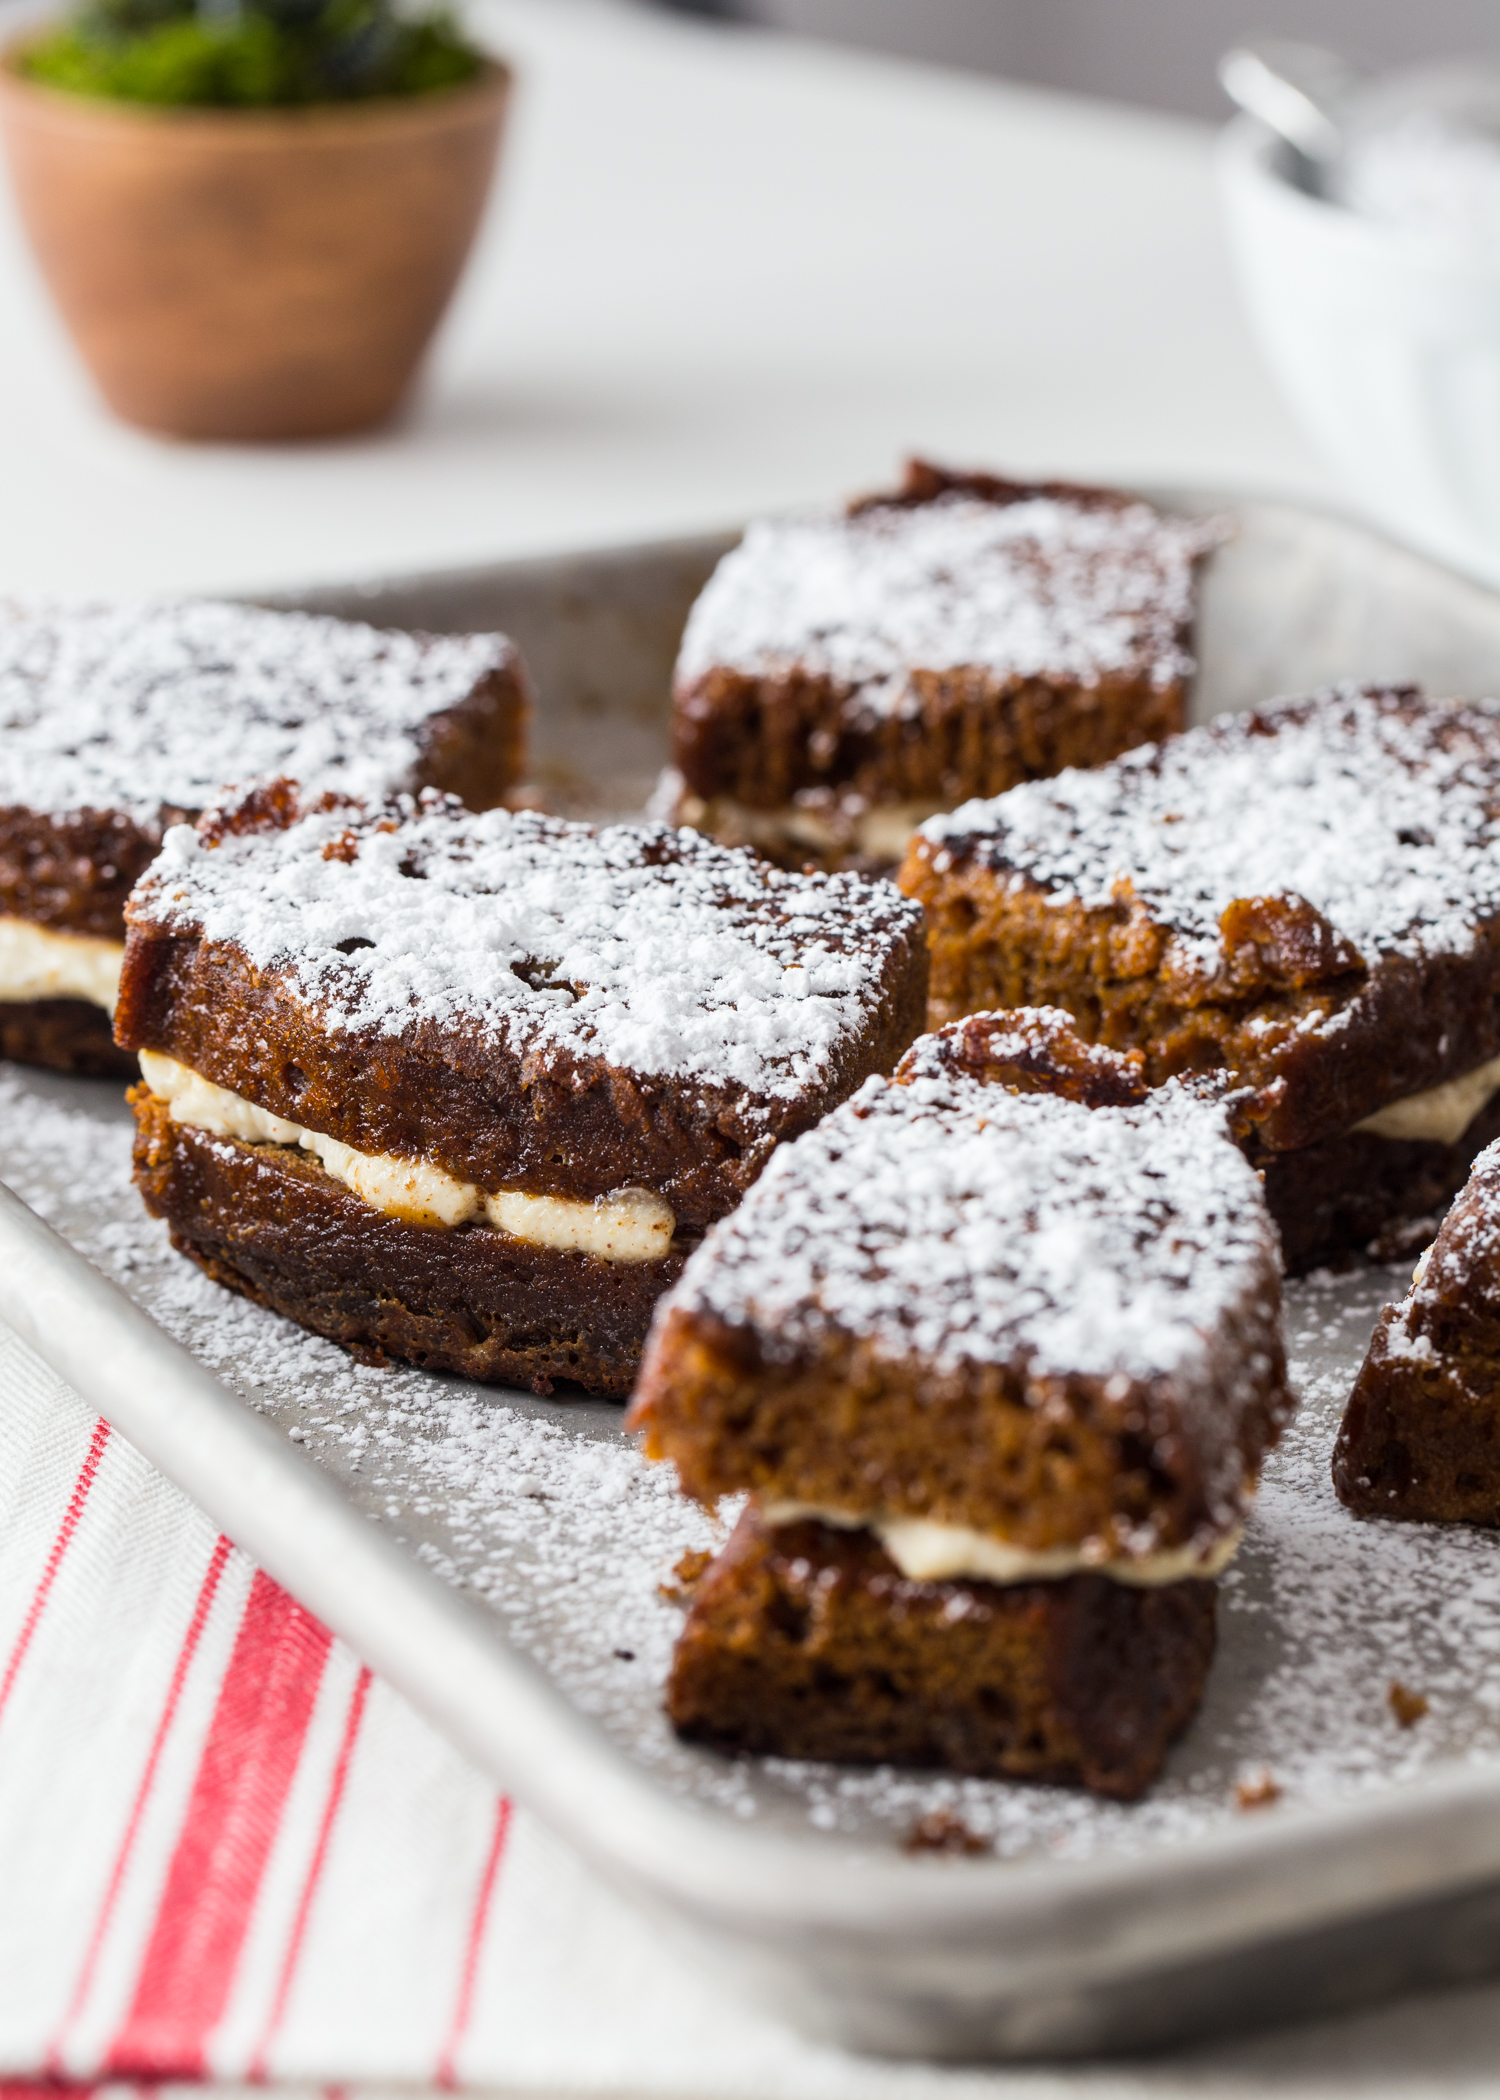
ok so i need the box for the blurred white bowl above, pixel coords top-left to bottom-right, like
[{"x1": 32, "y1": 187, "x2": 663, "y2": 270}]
[{"x1": 1219, "y1": 111, "x2": 1500, "y2": 587}]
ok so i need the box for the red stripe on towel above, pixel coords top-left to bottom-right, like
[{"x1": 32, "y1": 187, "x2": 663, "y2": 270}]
[
  {"x1": 46, "y1": 1534, "x2": 234, "y2": 2072},
  {"x1": 436, "y1": 1794, "x2": 514, "y2": 2089},
  {"x1": 1, "y1": 2087, "x2": 96, "y2": 2100},
  {"x1": 106, "y1": 1570, "x2": 332, "y2": 2080},
  {"x1": 249, "y1": 1664, "x2": 373, "y2": 2078},
  {"x1": 0, "y1": 1418, "x2": 111, "y2": 1731}
]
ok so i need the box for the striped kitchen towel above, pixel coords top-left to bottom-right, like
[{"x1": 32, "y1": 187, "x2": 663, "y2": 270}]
[
  {"x1": 0, "y1": 1319, "x2": 871, "y2": 2097},
  {"x1": 0, "y1": 1322, "x2": 515, "y2": 2086}
]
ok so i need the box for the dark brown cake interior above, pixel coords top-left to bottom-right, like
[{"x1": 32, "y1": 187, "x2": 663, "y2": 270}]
[
  {"x1": 0, "y1": 998, "x2": 132, "y2": 1078},
  {"x1": 667, "y1": 1507, "x2": 1216, "y2": 1801}
]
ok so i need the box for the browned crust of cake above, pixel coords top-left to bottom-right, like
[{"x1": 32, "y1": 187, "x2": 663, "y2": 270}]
[
  {"x1": 667, "y1": 1508, "x2": 1216, "y2": 1799},
  {"x1": 900, "y1": 847, "x2": 1500, "y2": 1160},
  {"x1": 0, "y1": 997, "x2": 136, "y2": 1078},
  {"x1": 0, "y1": 650, "x2": 529, "y2": 946},
  {"x1": 402, "y1": 648, "x2": 531, "y2": 815},
  {"x1": 0, "y1": 806, "x2": 179, "y2": 940},
  {"x1": 130, "y1": 1088, "x2": 683, "y2": 1397},
  {"x1": 1334, "y1": 1147, "x2": 1500, "y2": 1521},
  {"x1": 627, "y1": 1010, "x2": 1288, "y2": 1552},
  {"x1": 1264, "y1": 1090, "x2": 1500, "y2": 1276},
  {"x1": 115, "y1": 888, "x2": 928, "y2": 1238},
  {"x1": 673, "y1": 667, "x2": 1184, "y2": 815},
  {"x1": 630, "y1": 1300, "x2": 1281, "y2": 1554},
  {"x1": 672, "y1": 458, "x2": 1190, "y2": 812}
]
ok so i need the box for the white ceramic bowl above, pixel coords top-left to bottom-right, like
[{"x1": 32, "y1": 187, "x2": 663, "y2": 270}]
[{"x1": 1219, "y1": 112, "x2": 1500, "y2": 587}]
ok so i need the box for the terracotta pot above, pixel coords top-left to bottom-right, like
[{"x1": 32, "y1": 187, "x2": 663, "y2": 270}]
[{"x1": 0, "y1": 47, "x2": 510, "y2": 440}]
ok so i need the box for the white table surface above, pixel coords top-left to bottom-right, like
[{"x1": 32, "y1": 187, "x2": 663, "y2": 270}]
[
  {"x1": 0, "y1": 0, "x2": 1332, "y2": 599},
  {"x1": 14, "y1": 7, "x2": 1500, "y2": 2086}
]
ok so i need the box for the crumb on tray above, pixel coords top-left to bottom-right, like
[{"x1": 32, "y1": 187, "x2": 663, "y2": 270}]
[
  {"x1": 658, "y1": 1546, "x2": 714, "y2": 1606},
  {"x1": 903, "y1": 1810, "x2": 992, "y2": 1857},
  {"x1": 1388, "y1": 1679, "x2": 1430, "y2": 1728},
  {"x1": 1235, "y1": 1770, "x2": 1282, "y2": 1812}
]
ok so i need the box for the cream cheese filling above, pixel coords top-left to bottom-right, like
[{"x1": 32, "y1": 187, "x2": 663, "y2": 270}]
[
  {"x1": 0, "y1": 916, "x2": 124, "y2": 1013},
  {"x1": 138, "y1": 1050, "x2": 677, "y2": 1261},
  {"x1": 1354, "y1": 1051, "x2": 1500, "y2": 1146},
  {"x1": 678, "y1": 791, "x2": 945, "y2": 866},
  {"x1": 760, "y1": 1500, "x2": 1245, "y2": 1587}
]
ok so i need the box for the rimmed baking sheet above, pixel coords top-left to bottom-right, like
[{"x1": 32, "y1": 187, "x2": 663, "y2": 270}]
[{"x1": 7, "y1": 493, "x2": 1500, "y2": 2058}]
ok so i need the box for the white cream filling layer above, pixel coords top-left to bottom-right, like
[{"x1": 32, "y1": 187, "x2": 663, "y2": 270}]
[
  {"x1": 680, "y1": 791, "x2": 944, "y2": 865},
  {"x1": 1354, "y1": 1051, "x2": 1500, "y2": 1146},
  {"x1": 138, "y1": 1050, "x2": 676, "y2": 1260},
  {"x1": 760, "y1": 1501, "x2": 1244, "y2": 1587},
  {"x1": 0, "y1": 916, "x2": 124, "y2": 1012}
]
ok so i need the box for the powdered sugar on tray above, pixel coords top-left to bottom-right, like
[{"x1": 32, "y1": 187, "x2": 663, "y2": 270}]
[
  {"x1": 4, "y1": 1063, "x2": 1499, "y2": 1860},
  {"x1": 134, "y1": 792, "x2": 922, "y2": 1101},
  {"x1": 924, "y1": 684, "x2": 1500, "y2": 970},
  {"x1": 675, "y1": 493, "x2": 1221, "y2": 722},
  {"x1": 0, "y1": 600, "x2": 517, "y2": 823},
  {"x1": 668, "y1": 1068, "x2": 1276, "y2": 1395}
]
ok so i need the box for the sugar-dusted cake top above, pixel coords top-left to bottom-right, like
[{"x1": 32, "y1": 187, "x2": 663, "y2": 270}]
[
  {"x1": 675, "y1": 464, "x2": 1222, "y2": 722},
  {"x1": 0, "y1": 599, "x2": 519, "y2": 824},
  {"x1": 667, "y1": 1016, "x2": 1278, "y2": 1385},
  {"x1": 131, "y1": 785, "x2": 925, "y2": 1103},
  {"x1": 921, "y1": 685, "x2": 1500, "y2": 970}
]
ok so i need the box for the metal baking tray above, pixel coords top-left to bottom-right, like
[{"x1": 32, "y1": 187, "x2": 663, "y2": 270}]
[{"x1": 7, "y1": 492, "x2": 1500, "y2": 2061}]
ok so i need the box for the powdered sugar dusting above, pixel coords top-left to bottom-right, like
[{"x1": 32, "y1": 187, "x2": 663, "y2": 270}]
[
  {"x1": 3, "y1": 1067, "x2": 1500, "y2": 1854},
  {"x1": 668, "y1": 1064, "x2": 1275, "y2": 1385},
  {"x1": 134, "y1": 793, "x2": 922, "y2": 1101},
  {"x1": 676, "y1": 493, "x2": 1220, "y2": 722},
  {"x1": 924, "y1": 684, "x2": 1500, "y2": 969},
  {"x1": 0, "y1": 599, "x2": 518, "y2": 823},
  {"x1": 1381, "y1": 1133, "x2": 1500, "y2": 1358}
]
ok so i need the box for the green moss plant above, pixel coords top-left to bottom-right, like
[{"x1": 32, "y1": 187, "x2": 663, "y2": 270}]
[{"x1": 21, "y1": 0, "x2": 482, "y2": 108}]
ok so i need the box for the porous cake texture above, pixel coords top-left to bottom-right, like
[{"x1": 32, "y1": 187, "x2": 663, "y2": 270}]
[
  {"x1": 669, "y1": 459, "x2": 1223, "y2": 872},
  {"x1": 668, "y1": 1510, "x2": 1218, "y2": 1800},
  {"x1": 630, "y1": 1006, "x2": 1291, "y2": 1796},
  {"x1": 1335, "y1": 1136, "x2": 1500, "y2": 1523},
  {"x1": 902, "y1": 684, "x2": 1500, "y2": 1271},
  {"x1": 0, "y1": 598, "x2": 530, "y2": 1074},
  {"x1": 119, "y1": 782, "x2": 927, "y2": 1395}
]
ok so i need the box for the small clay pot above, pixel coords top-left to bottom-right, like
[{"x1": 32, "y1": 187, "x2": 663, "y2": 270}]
[{"x1": 0, "y1": 46, "x2": 510, "y2": 440}]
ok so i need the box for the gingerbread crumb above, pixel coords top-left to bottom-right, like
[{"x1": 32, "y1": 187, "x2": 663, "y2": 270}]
[
  {"x1": 658, "y1": 1546, "x2": 713, "y2": 1605},
  {"x1": 1388, "y1": 1679, "x2": 1430, "y2": 1728},
  {"x1": 1235, "y1": 1770, "x2": 1282, "y2": 1811},
  {"x1": 903, "y1": 1810, "x2": 992, "y2": 1857}
]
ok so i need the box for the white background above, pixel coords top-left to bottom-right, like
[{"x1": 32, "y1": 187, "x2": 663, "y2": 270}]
[{"x1": 0, "y1": 0, "x2": 1331, "y2": 598}]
